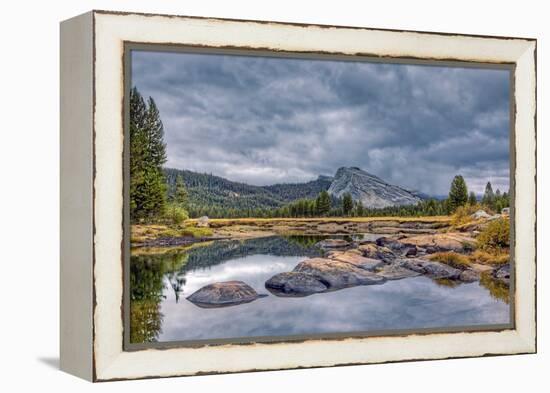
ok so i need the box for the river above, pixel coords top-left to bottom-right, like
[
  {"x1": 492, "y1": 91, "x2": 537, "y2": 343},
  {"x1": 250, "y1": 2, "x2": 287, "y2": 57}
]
[{"x1": 129, "y1": 235, "x2": 510, "y2": 344}]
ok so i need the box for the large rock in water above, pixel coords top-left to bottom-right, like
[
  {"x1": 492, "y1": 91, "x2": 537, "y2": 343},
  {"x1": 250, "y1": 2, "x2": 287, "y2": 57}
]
[
  {"x1": 358, "y1": 243, "x2": 396, "y2": 262},
  {"x1": 187, "y1": 281, "x2": 265, "y2": 308},
  {"x1": 293, "y1": 258, "x2": 386, "y2": 290},
  {"x1": 376, "y1": 236, "x2": 415, "y2": 252},
  {"x1": 399, "y1": 258, "x2": 462, "y2": 279},
  {"x1": 327, "y1": 167, "x2": 422, "y2": 208},
  {"x1": 265, "y1": 272, "x2": 328, "y2": 297},
  {"x1": 327, "y1": 251, "x2": 385, "y2": 271},
  {"x1": 459, "y1": 269, "x2": 480, "y2": 282},
  {"x1": 493, "y1": 264, "x2": 511, "y2": 284},
  {"x1": 375, "y1": 264, "x2": 421, "y2": 280}
]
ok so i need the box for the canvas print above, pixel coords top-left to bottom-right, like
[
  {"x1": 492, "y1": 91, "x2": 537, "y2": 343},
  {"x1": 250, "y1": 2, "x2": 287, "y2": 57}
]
[{"x1": 128, "y1": 50, "x2": 512, "y2": 345}]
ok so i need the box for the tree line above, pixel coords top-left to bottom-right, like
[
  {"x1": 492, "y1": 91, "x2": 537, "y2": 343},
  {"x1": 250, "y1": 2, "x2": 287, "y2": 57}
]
[{"x1": 185, "y1": 176, "x2": 509, "y2": 219}]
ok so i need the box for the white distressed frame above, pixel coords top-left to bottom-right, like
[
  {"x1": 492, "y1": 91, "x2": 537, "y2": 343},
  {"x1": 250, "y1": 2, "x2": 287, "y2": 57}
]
[{"x1": 61, "y1": 10, "x2": 536, "y2": 381}]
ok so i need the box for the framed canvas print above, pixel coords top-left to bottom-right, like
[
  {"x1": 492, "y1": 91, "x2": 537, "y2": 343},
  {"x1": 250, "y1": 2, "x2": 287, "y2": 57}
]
[{"x1": 60, "y1": 10, "x2": 537, "y2": 381}]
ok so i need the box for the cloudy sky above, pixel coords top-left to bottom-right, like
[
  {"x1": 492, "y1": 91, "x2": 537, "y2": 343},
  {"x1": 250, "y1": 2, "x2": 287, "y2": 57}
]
[{"x1": 131, "y1": 50, "x2": 510, "y2": 196}]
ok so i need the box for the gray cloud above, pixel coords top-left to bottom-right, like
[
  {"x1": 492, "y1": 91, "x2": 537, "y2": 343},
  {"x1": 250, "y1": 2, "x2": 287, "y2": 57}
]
[{"x1": 131, "y1": 50, "x2": 510, "y2": 196}]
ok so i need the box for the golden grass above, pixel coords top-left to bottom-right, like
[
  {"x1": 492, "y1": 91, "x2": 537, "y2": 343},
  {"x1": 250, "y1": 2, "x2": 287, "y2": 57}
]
[
  {"x1": 428, "y1": 252, "x2": 471, "y2": 269},
  {"x1": 450, "y1": 204, "x2": 484, "y2": 227},
  {"x1": 188, "y1": 216, "x2": 451, "y2": 226},
  {"x1": 131, "y1": 223, "x2": 213, "y2": 243},
  {"x1": 469, "y1": 249, "x2": 509, "y2": 265},
  {"x1": 429, "y1": 250, "x2": 509, "y2": 269}
]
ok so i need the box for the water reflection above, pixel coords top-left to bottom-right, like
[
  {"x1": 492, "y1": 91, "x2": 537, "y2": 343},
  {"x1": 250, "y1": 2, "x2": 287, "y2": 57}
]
[
  {"x1": 480, "y1": 272, "x2": 511, "y2": 304},
  {"x1": 130, "y1": 235, "x2": 510, "y2": 344},
  {"x1": 129, "y1": 257, "x2": 166, "y2": 343}
]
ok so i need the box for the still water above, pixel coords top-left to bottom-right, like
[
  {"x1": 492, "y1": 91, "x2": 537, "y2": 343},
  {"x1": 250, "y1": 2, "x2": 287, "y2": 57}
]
[{"x1": 129, "y1": 235, "x2": 510, "y2": 344}]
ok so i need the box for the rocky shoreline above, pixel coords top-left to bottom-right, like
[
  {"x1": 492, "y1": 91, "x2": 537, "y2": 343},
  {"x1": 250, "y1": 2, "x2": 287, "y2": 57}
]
[{"x1": 133, "y1": 235, "x2": 229, "y2": 248}]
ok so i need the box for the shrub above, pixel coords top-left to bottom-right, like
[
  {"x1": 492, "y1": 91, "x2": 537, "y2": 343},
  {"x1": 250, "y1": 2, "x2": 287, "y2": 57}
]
[
  {"x1": 429, "y1": 252, "x2": 471, "y2": 269},
  {"x1": 180, "y1": 226, "x2": 213, "y2": 238},
  {"x1": 451, "y1": 203, "x2": 482, "y2": 227},
  {"x1": 163, "y1": 203, "x2": 189, "y2": 226},
  {"x1": 477, "y1": 218, "x2": 510, "y2": 251}
]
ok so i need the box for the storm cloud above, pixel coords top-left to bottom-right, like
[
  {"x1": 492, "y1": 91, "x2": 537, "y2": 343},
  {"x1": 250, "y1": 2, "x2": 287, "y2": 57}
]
[{"x1": 131, "y1": 50, "x2": 510, "y2": 196}]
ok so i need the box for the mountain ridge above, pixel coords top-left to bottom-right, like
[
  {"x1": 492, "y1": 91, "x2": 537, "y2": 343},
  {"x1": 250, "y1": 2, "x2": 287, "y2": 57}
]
[
  {"x1": 327, "y1": 167, "x2": 422, "y2": 208},
  {"x1": 164, "y1": 166, "x2": 422, "y2": 215}
]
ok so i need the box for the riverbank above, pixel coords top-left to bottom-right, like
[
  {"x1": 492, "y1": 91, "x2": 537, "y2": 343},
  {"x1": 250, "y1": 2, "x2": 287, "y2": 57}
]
[
  {"x1": 131, "y1": 214, "x2": 510, "y2": 281},
  {"x1": 195, "y1": 216, "x2": 450, "y2": 239},
  {"x1": 131, "y1": 216, "x2": 451, "y2": 247}
]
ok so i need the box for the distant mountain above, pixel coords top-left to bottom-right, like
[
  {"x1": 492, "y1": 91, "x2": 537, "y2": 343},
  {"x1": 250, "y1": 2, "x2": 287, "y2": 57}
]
[
  {"x1": 164, "y1": 168, "x2": 332, "y2": 213},
  {"x1": 164, "y1": 166, "x2": 422, "y2": 214},
  {"x1": 263, "y1": 175, "x2": 333, "y2": 201},
  {"x1": 327, "y1": 167, "x2": 422, "y2": 208}
]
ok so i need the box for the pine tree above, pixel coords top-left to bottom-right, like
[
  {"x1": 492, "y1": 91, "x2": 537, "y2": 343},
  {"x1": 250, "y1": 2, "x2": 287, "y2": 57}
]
[
  {"x1": 502, "y1": 191, "x2": 510, "y2": 208},
  {"x1": 448, "y1": 175, "x2": 468, "y2": 212},
  {"x1": 316, "y1": 191, "x2": 331, "y2": 216},
  {"x1": 174, "y1": 175, "x2": 188, "y2": 207},
  {"x1": 342, "y1": 193, "x2": 353, "y2": 216},
  {"x1": 482, "y1": 182, "x2": 495, "y2": 209},
  {"x1": 468, "y1": 191, "x2": 477, "y2": 205},
  {"x1": 145, "y1": 98, "x2": 167, "y2": 168},
  {"x1": 356, "y1": 200, "x2": 364, "y2": 217},
  {"x1": 129, "y1": 87, "x2": 168, "y2": 222}
]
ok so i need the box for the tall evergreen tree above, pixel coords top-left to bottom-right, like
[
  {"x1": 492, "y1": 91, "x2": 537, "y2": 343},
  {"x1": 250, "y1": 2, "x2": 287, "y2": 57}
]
[
  {"x1": 355, "y1": 200, "x2": 365, "y2": 217},
  {"x1": 468, "y1": 191, "x2": 477, "y2": 205},
  {"x1": 173, "y1": 174, "x2": 188, "y2": 207},
  {"x1": 448, "y1": 175, "x2": 468, "y2": 212},
  {"x1": 482, "y1": 181, "x2": 495, "y2": 208},
  {"x1": 342, "y1": 193, "x2": 353, "y2": 216},
  {"x1": 316, "y1": 191, "x2": 331, "y2": 216},
  {"x1": 144, "y1": 98, "x2": 167, "y2": 168},
  {"x1": 129, "y1": 87, "x2": 168, "y2": 222}
]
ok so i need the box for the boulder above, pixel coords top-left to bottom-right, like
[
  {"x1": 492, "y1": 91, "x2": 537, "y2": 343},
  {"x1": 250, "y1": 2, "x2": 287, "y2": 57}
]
[
  {"x1": 468, "y1": 262, "x2": 495, "y2": 273},
  {"x1": 376, "y1": 236, "x2": 414, "y2": 252},
  {"x1": 375, "y1": 264, "x2": 421, "y2": 280},
  {"x1": 405, "y1": 246, "x2": 418, "y2": 257},
  {"x1": 399, "y1": 258, "x2": 462, "y2": 279},
  {"x1": 327, "y1": 251, "x2": 385, "y2": 271},
  {"x1": 293, "y1": 258, "x2": 386, "y2": 290},
  {"x1": 425, "y1": 246, "x2": 438, "y2": 254},
  {"x1": 187, "y1": 281, "x2": 265, "y2": 308},
  {"x1": 265, "y1": 272, "x2": 328, "y2": 296},
  {"x1": 459, "y1": 269, "x2": 480, "y2": 282},
  {"x1": 471, "y1": 210, "x2": 491, "y2": 219},
  {"x1": 197, "y1": 216, "x2": 210, "y2": 227},
  {"x1": 357, "y1": 243, "x2": 396, "y2": 262},
  {"x1": 399, "y1": 233, "x2": 476, "y2": 253},
  {"x1": 315, "y1": 239, "x2": 350, "y2": 249},
  {"x1": 493, "y1": 264, "x2": 511, "y2": 284}
]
